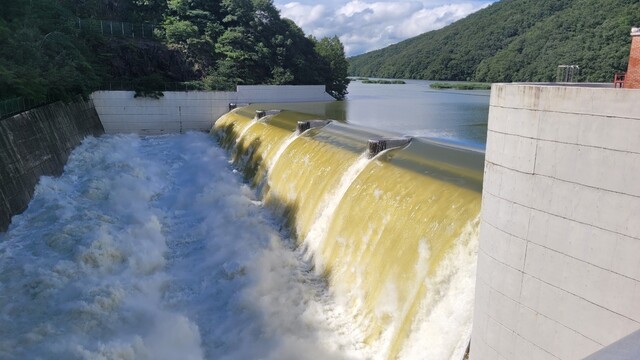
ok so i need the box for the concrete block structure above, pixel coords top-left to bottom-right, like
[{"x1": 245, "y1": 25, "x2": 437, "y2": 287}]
[
  {"x1": 471, "y1": 84, "x2": 640, "y2": 360},
  {"x1": 92, "y1": 85, "x2": 334, "y2": 134}
]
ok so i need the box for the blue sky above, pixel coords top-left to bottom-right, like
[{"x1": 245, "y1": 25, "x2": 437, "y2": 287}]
[{"x1": 273, "y1": 0, "x2": 496, "y2": 56}]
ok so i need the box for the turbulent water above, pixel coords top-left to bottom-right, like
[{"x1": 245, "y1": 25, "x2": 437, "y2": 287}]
[
  {"x1": 215, "y1": 108, "x2": 483, "y2": 360},
  {"x1": 0, "y1": 133, "x2": 366, "y2": 360}
]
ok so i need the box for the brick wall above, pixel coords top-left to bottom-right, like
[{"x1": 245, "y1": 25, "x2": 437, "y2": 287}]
[{"x1": 625, "y1": 30, "x2": 640, "y2": 88}]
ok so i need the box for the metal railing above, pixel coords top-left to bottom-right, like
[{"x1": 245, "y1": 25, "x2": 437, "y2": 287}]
[
  {"x1": 76, "y1": 18, "x2": 158, "y2": 39},
  {"x1": 556, "y1": 65, "x2": 580, "y2": 82},
  {"x1": 0, "y1": 97, "x2": 54, "y2": 120},
  {"x1": 98, "y1": 81, "x2": 235, "y2": 92},
  {"x1": 614, "y1": 72, "x2": 626, "y2": 88}
]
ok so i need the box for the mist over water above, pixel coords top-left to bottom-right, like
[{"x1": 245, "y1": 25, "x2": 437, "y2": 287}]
[{"x1": 0, "y1": 133, "x2": 362, "y2": 360}]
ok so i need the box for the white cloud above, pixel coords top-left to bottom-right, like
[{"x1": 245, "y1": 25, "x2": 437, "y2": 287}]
[
  {"x1": 279, "y1": 2, "x2": 326, "y2": 29},
  {"x1": 275, "y1": 0, "x2": 494, "y2": 56},
  {"x1": 396, "y1": 3, "x2": 479, "y2": 38},
  {"x1": 336, "y1": 0, "x2": 419, "y2": 19}
]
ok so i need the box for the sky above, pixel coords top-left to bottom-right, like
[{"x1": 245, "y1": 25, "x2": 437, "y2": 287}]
[{"x1": 273, "y1": 0, "x2": 496, "y2": 56}]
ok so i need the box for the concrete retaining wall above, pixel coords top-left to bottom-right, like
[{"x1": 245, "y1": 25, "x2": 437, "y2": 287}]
[
  {"x1": 470, "y1": 84, "x2": 640, "y2": 360},
  {"x1": 0, "y1": 99, "x2": 104, "y2": 232},
  {"x1": 92, "y1": 85, "x2": 334, "y2": 135}
]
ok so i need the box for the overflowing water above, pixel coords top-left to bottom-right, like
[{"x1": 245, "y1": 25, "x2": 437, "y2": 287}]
[
  {"x1": 0, "y1": 133, "x2": 365, "y2": 360},
  {"x1": 215, "y1": 108, "x2": 484, "y2": 360}
]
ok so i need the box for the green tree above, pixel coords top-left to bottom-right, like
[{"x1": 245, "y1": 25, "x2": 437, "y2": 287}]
[
  {"x1": 164, "y1": 19, "x2": 198, "y2": 44},
  {"x1": 315, "y1": 36, "x2": 350, "y2": 100},
  {"x1": 0, "y1": 0, "x2": 100, "y2": 102}
]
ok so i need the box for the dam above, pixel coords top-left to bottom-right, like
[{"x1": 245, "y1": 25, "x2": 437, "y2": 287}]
[
  {"x1": 0, "y1": 81, "x2": 639, "y2": 359},
  {"x1": 213, "y1": 105, "x2": 484, "y2": 359}
]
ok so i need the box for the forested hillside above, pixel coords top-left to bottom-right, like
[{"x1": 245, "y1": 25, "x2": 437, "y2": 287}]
[
  {"x1": 348, "y1": 0, "x2": 640, "y2": 82},
  {"x1": 0, "y1": 0, "x2": 349, "y2": 107}
]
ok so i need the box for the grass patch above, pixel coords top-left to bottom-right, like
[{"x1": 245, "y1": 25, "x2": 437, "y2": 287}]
[
  {"x1": 361, "y1": 79, "x2": 406, "y2": 84},
  {"x1": 430, "y1": 82, "x2": 491, "y2": 90}
]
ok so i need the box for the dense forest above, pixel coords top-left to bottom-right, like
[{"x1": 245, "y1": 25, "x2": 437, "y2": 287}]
[
  {"x1": 0, "y1": 0, "x2": 350, "y2": 106},
  {"x1": 348, "y1": 0, "x2": 640, "y2": 82}
]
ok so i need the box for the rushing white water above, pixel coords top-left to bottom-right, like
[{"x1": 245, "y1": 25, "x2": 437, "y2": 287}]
[
  {"x1": 267, "y1": 133, "x2": 297, "y2": 173},
  {"x1": 300, "y1": 155, "x2": 370, "y2": 273},
  {"x1": 0, "y1": 133, "x2": 364, "y2": 360}
]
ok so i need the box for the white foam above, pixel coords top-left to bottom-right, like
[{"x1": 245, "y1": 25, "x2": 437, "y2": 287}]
[
  {"x1": 0, "y1": 133, "x2": 362, "y2": 360},
  {"x1": 301, "y1": 155, "x2": 370, "y2": 273},
  {"x1": 0, "y1": 131, "x2": 481, "y2": 360},
  {"x1": 398, "y1": 217, "x2": 480, "y2": 360}
]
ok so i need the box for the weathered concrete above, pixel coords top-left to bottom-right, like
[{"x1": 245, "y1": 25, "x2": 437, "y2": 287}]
[
  {"x1": 0, "y1": 99, "x2": 104, "y2": 232},
  {"x1": 471, "y1": 84, "x2": 640, "y2": 360},
  {"x1": 92, "y1": 85, "x2": 334, "y2": 135}
]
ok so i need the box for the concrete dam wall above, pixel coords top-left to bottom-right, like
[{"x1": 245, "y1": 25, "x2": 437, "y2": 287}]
[
  {"x1": 92, "y1": 85, "x2": 334, "y2": 135},
  {"x1": 214, "y1": 107, "x2": 485, "y2": 359},
  {"x1": 0, "y1": 99, "x2": 104, "y2": 232},
  {"x1": 471, "y1": 84, "x2": 640, "y2": 359}
]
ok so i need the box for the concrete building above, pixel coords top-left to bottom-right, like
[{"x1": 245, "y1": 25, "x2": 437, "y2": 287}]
[{"x1": 470, "y1": 83, "x2": 640, "y2": 359}]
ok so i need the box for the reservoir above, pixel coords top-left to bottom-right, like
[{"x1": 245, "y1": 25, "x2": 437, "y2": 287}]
[
  {"x1": 343, "y1": 80, "x2": 490, "y2": 145},
  {"x1": 276, "y1": 80, "x2": 490, "y2": 145}
]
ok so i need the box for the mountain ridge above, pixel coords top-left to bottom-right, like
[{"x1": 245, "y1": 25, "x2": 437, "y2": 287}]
[{"x1": 348, "y1": 0, "x2": 640, "y2": 82}]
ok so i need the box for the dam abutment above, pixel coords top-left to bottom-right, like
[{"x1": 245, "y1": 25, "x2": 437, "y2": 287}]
[
  {"x1": 0, "y1": 99, "x2": 104, "y2": 232},
  {"x1": 471, "y1": 84, "x2": 640, "y2": 359}
]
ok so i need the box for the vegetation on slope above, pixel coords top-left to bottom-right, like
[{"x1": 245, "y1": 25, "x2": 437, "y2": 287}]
[
  {"x1": 0, "y1": 0, "x2": 100, "y2": 103},
  {"x1": 348, "y1": 0, "x2": 640, "y2": 82},
  {"x1": 1, "y1": 0, "x2": 349, "y2": 108}
]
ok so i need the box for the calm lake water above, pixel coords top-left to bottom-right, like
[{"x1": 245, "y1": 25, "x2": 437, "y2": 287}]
[
  {"x1": 341, "y1": 80, "x2": 490, "y2": 146},
  {"x1": 251, "y1": 79, "x2": 490, "y2": 146}
]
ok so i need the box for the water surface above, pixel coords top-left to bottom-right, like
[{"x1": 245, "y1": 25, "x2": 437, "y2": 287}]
[
  {"x1": 262, "y1": 80, "x2": 490, "y2": 146},
  {"x1": 343, "y1": 80, "x2": 490, "y2": 146},
  {"x1": 0, "y1": 133, "x2": 361, "y2": 360}
]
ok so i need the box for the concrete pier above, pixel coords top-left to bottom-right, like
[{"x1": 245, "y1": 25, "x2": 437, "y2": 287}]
[{"x1": 471, "y1": 84, "x2": 640, "y2": 359}]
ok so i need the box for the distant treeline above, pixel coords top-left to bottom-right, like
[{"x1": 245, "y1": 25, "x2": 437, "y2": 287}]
[
  {"x1": 354, "y1": 79, "x2": 406, "y2": 84},
  {"x1": 348, "y1": 0, "x2": 640, "y2": 83},
  {"x1": 430, "y1": 82, "x2": 491, "y2": 90},
  {"x1": 0, "y1": 0, "x2": 350, "y2": 106}
]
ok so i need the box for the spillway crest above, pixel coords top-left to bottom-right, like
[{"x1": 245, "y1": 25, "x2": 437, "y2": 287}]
[{"x1": 214, "y1": 106, "x2": 485, "y2": 359}]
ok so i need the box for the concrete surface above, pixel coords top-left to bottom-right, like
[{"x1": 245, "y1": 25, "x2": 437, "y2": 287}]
[
  {"x1": 92, "y1": 85, "x2": 334, "y2": 135},
  {"x1": 0, "y1": 99, "x2": 104, "y2": 232},
  {"x1": 470, "y1": 84, "x2": 640, "y2": 360}
]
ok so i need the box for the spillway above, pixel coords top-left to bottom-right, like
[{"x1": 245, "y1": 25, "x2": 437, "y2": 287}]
[{"x1": 214, "y1": 106, "x2": 485, "y2": 359}]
